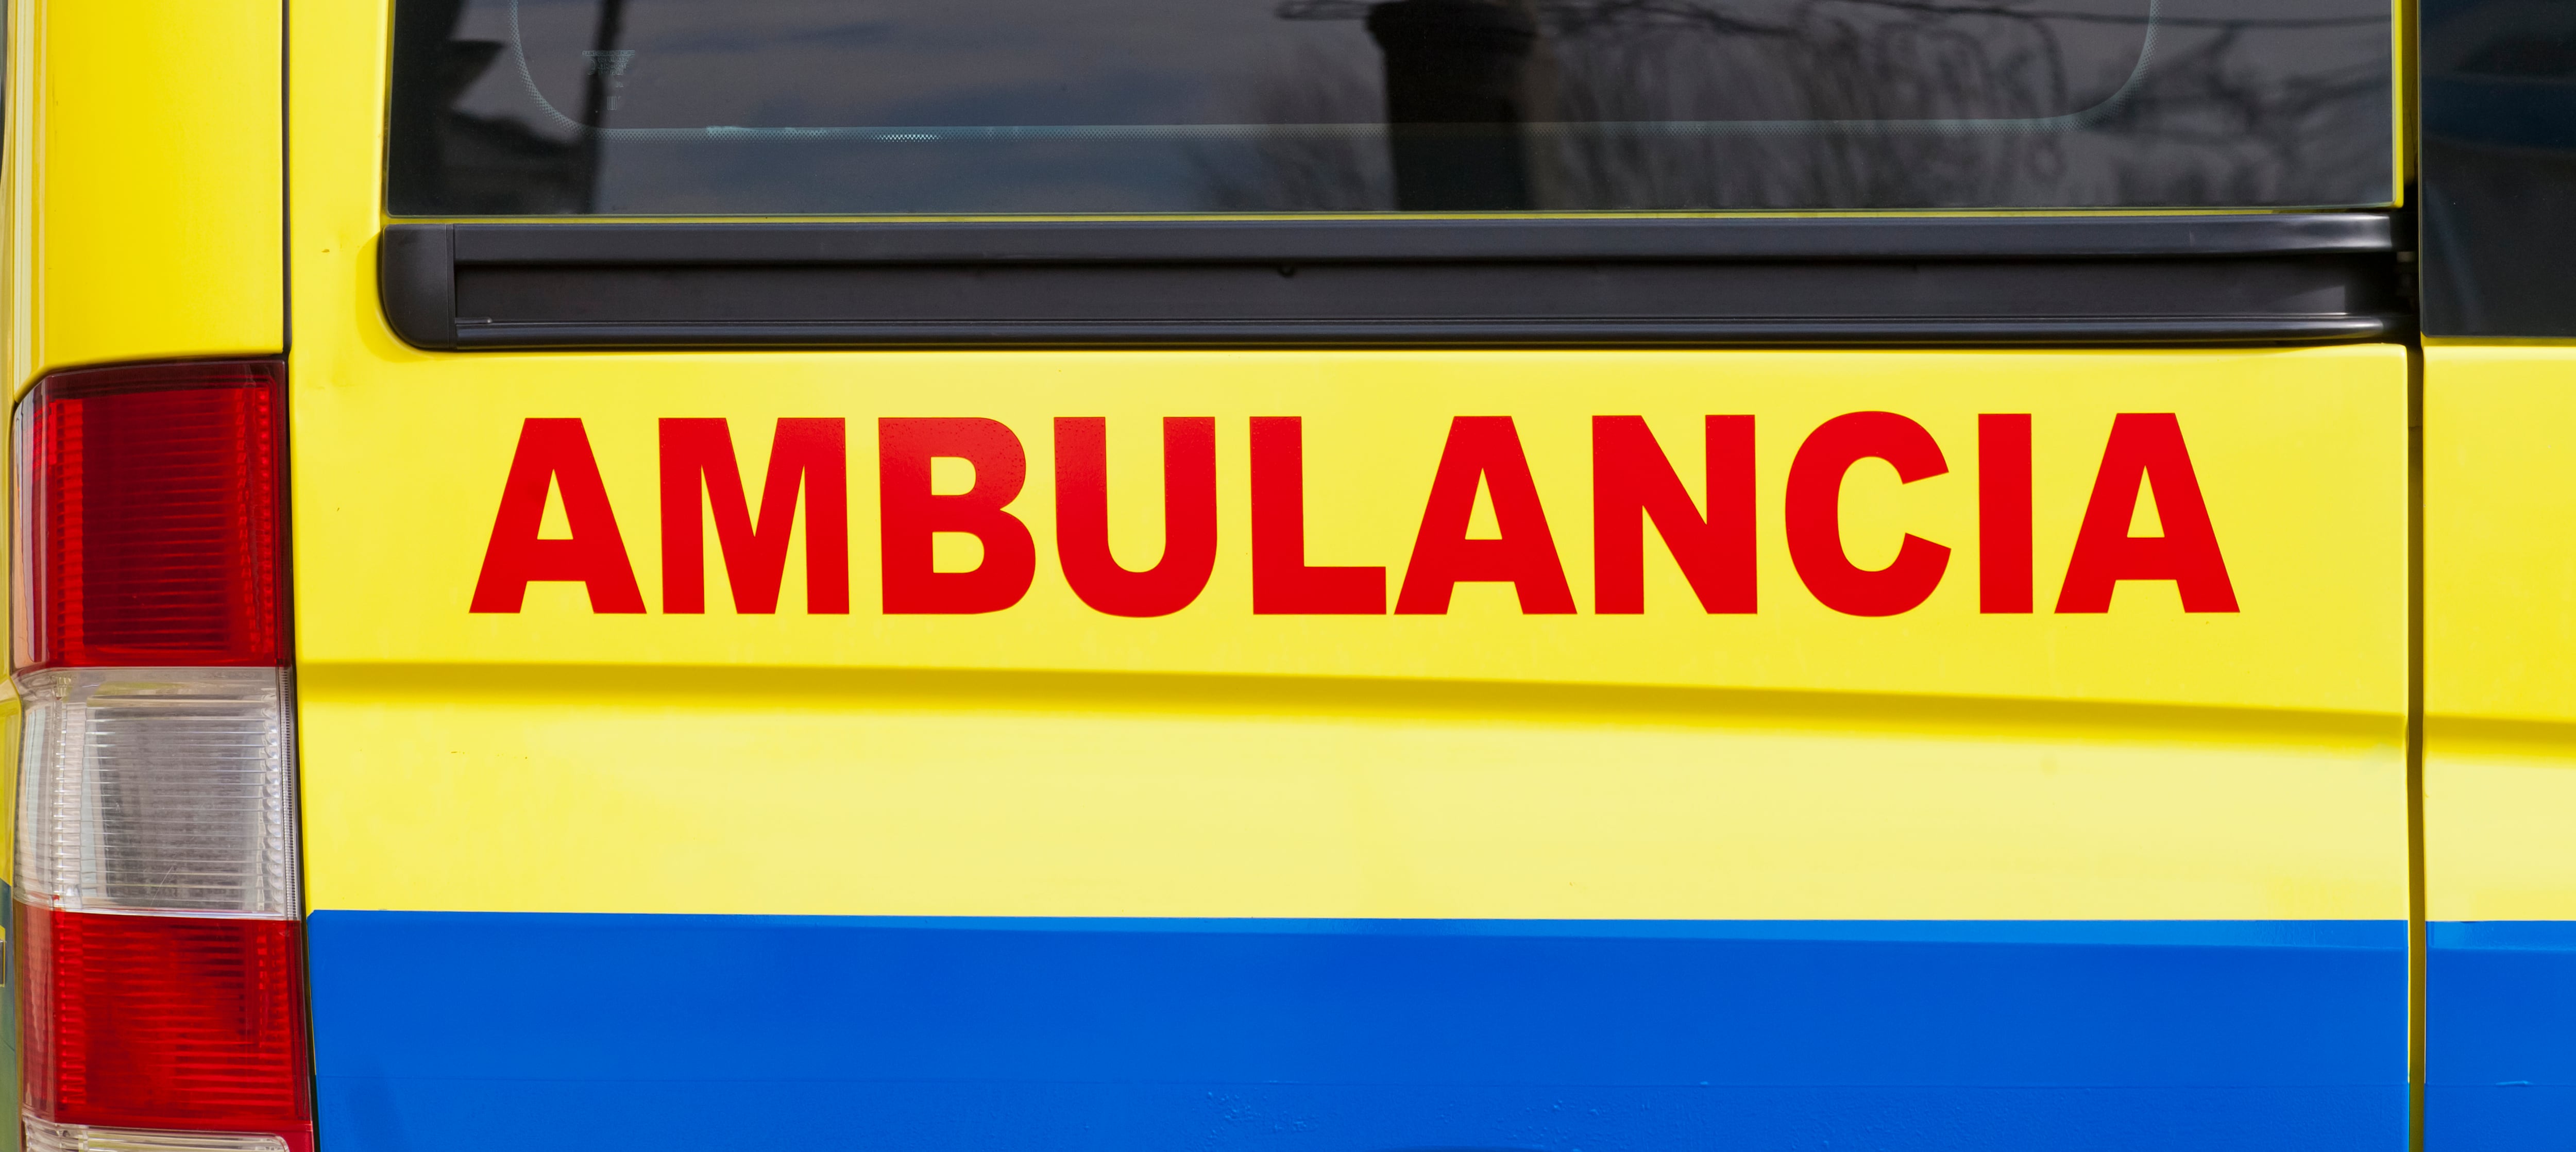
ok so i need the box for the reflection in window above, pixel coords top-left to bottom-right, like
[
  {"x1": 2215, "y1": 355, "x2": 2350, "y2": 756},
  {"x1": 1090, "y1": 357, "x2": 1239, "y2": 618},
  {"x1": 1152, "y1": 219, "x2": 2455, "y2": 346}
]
[{"x1": 387, "y1": 0, "x2": 2393, "y2": 214}]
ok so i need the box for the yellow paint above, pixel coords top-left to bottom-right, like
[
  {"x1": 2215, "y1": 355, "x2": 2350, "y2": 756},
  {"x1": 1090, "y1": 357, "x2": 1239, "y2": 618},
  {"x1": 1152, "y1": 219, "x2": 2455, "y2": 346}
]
[
  {"x1": 1, "y1": 421, "x2": 13, "y2": 886},
  {"x1": 2426, "y1": 344, "x2": 2576, "y2": 920},
  {"x1": 286, "y1": 0, "x2": 2406, "y2": 922},
  {"x1": 284, "y1": 347, "x2": 2409, "y2": 918},
  {"x1": 303, "y1": 663, "x2": 2399, "y2": 919},
  {"x1": 2394, "y1": 0, "x2": 2415, "y2": 194},
  {"x1": 292, "y1": 349, "x2": 2403, "y2": 708},
  {"x1": 5, "y1": 0, "x2": 283, "y2": 395}
]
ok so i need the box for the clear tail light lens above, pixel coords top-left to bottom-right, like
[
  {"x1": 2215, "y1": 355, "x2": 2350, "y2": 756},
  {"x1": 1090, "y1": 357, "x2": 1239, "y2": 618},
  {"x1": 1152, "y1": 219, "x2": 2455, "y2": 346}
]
[
  {"x1": 23, "y1": 1118, "x2": 291, "y2": 1152},
  {"x1": 10, "y1": 360, "x2": 310, "y2": 1152},
  {"x1": 15, "y1": 669, "x2": 298, "y2": 916}
]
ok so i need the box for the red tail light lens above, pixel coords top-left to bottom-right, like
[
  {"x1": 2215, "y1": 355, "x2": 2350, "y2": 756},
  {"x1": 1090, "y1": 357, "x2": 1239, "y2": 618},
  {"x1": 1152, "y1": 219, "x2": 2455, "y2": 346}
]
[
  {"x1": 11, "y1": 360, "x2": 286, "y2": 672},
  {"x1": 15, "y1": 906, "x2": 312, "y2": 1141}
]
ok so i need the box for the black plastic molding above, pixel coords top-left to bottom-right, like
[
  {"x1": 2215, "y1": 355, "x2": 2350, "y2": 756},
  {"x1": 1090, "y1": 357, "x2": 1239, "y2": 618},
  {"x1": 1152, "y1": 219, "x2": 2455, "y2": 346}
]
[{"x1": 379, "y1": 214, "x2": 2405, "y2": 350}]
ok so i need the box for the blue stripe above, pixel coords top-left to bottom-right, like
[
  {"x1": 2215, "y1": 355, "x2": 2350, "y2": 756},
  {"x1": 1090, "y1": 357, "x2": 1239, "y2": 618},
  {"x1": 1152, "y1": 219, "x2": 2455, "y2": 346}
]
[
  {"x1": 2428, "y1": 920, "x2": 2576, "y2": 1150},
  {"x1": 465, "y1": 913, "x2": 2397, "y2": 946},
  {"x1": 308, "y1": 911, "x2": 2405, "y2": 1151}
]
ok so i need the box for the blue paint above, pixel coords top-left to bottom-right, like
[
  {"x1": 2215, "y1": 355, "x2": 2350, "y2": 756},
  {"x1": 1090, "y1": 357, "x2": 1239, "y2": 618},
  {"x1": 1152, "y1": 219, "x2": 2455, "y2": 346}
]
[
  {"x1": 2428, "y1": 921, "x2": 2576, "y2": 1149},
  {"x1": 307, "y1": 912, "x2": 2406, "y2": 1151}
]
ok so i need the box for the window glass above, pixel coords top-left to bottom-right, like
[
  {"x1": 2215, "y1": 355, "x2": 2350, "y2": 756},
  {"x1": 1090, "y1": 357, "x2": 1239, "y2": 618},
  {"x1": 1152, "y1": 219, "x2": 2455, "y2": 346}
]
[
  {"x1": 388, "y1": 0, "x2": 2394, "y2": 215},
  {"x1": 2423, "y1": 0, "x2": 2576, "y2": 336}
]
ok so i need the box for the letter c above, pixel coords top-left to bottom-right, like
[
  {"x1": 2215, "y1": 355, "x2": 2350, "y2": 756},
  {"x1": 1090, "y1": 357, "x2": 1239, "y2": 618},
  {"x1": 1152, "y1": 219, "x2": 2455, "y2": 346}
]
[{"x1": 1785, "y1": 411, "x2": 1951, "y2": 617}]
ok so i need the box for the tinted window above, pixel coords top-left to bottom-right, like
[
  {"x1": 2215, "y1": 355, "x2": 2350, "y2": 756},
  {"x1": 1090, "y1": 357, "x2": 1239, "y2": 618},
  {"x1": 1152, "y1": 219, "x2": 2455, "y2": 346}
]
[
  {"x1": 2423, "y1": 0, "x2": 2576, "y2": 336},
  {"x1": 388, "y1": 0, "x2": 2394, "y2": 215}
]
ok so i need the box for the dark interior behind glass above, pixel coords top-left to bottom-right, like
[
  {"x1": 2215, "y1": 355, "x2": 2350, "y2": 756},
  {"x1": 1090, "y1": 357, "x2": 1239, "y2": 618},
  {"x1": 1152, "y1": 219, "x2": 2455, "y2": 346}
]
[
  {"x1": 387, "y1": 0, "x2": 2393, "y2": 215},
  {"x1": 2422, "y1": 0, "x2": 2576, "y2": 336}
]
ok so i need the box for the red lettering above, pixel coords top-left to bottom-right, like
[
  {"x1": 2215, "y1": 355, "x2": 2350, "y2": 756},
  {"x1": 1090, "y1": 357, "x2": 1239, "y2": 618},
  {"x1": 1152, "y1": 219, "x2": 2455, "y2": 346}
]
[
  {"x1": 659, "y1": 418, "x2": 849, "y2": 614},
  {"x1": 1250, "y1": 417, "x2": 1386, "y2": 614},
  {"x1": 1786, "y1": 411, "x2": 1952, "y2": 617},
  {"x1": 468, "y1": 418, "x2": 646, "y2": 614},
  {"x1": 1054, "y1": 417, "x2": 1218, "y2": 618},
  {"x1": 1978, "y1": 413, "x2": 2033, "y2": 614},
  {"x1": 2055, "y1": 412, "x2": 2239, "y2": 613},
  {"x1": 1396, "y1": 416, "x2": 1575, "y2": 615},
  {"x1": 880, "y1": 417, "x2": 1037, "y2": 614},
  {"x1": 1592, "y1": 415, "x2": 1755, "y2": 614}
]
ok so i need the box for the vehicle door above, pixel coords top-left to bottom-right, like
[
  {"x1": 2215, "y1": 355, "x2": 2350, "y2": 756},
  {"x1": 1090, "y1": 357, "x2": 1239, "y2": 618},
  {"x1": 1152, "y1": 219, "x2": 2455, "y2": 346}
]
[{"x1": 287, "y1": 1, "x2": 2410, "y2": 1148}]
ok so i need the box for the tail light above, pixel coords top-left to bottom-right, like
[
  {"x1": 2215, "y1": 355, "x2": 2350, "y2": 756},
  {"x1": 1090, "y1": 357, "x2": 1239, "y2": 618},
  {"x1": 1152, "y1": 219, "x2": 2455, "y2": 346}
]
[{"x1": 10, "y1": 361, "x2": 309, "y2": 1152}]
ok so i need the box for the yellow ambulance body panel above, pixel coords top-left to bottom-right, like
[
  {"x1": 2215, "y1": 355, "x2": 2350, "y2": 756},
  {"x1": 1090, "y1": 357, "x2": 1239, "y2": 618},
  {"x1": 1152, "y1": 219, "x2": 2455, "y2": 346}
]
[
  {"x1": 287, "y1": 347, "x2": 2407, "y2": 920},
  {"x1": 0, "y1": 0, "x2": 2444, "y2": 1148},
  {"x1": 3, "y1": 0, "x2": 284, "y2": 389},
  {"x1": 270, "y1": 0, "x2": 2425, "y2": 1146},
  {"x1": 2427, "y1": 345, "x2": 2576, "y2": 921}
]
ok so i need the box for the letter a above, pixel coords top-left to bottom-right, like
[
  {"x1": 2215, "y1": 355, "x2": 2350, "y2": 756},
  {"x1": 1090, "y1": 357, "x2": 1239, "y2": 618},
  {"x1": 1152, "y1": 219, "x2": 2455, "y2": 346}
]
[
  {"x1": 2055, "y1": 412, "x2": 2239, "y2": 613},
  {"x1": 1396, "y1": 416, "x2": 1575, "y2": 614},
  {"x1": 470, "y1": 418, "x2": 647, "y2": 613}
]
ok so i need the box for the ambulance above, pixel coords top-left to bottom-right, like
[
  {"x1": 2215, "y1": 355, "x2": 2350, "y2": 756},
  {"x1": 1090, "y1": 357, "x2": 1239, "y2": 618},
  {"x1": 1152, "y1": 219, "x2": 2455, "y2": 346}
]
[{"x1": 0, "y1": 0, "x2": 2565, "y2": 1148}]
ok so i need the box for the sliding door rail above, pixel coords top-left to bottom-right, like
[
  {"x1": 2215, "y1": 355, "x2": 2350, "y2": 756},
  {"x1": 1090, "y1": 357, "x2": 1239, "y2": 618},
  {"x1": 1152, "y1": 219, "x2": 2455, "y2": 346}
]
[{"x1": 380, "y1": 213, "x2": 2407, "y2": 350}]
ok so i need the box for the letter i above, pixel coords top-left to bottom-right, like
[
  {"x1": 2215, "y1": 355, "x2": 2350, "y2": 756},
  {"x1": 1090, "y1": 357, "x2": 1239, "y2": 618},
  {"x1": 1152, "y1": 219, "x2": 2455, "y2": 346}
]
[{"x1": 1979, "y1": 414, "x2": 2033, "y2": 614}]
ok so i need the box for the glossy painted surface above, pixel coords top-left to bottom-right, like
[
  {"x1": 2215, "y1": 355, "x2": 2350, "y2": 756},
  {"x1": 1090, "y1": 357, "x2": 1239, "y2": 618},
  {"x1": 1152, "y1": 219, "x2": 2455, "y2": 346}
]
[
  {"x1": 311, "y1": 913, "x2": 2406, "y2": 1152},
  {"x1": 2427, "y1": 922, "x2": 2576, "y2": 1149},
  {"x1": 0, "y1": 0, "x2": 2452, "y2": 1147},
  {"x1": 3, "y1": 0, "x2": 284, "y2": 395},
  {"x1": 2425, "y1": 345, "x2": 2576, "y2": 920},
  {"x1": 286, "y1": 349, "x2": 2408, "y2": 920},
  {"x1": 275, "y1": 1, "x2": 2418, "y2": 1146},
  {"x1": 2425, "y1": 343, "x2": 2576, "y2": 1148}
]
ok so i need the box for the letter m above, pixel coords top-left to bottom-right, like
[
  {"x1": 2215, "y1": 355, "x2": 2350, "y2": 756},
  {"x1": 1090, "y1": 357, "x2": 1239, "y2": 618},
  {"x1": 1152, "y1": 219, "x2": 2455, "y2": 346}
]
[{"x1": 659, "y1": 418, "x2": 850, "y2": 614}]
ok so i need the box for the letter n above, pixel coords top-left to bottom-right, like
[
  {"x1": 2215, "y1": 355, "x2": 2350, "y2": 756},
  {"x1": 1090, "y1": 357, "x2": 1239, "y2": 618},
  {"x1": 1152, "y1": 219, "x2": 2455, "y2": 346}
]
[
  {"x1": 1592, "y1": 415, "x2": 1754, "y2": 614},
  {"x1": 2055, "y1": 412, "x2": 2239, "y2": 613},
  {"x1": 469, "y1": 418, "x2": 647, "y2": 613},
  {"x1": 660, "y1": 418, "x2": 851, "y2": 614}
]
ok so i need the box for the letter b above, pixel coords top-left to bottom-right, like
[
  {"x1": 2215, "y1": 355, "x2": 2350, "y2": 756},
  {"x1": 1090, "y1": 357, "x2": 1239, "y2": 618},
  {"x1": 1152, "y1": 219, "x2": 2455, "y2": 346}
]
[{"x1": 880, "y1": 418, "x2": 1037, "y2": 614}]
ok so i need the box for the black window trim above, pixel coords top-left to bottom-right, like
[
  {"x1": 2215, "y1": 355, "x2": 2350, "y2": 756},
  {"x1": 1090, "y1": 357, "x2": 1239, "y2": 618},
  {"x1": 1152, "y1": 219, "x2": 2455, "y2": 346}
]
[{"x1": 380, "y1": 213, "x2": 2408, "y2": 350}]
